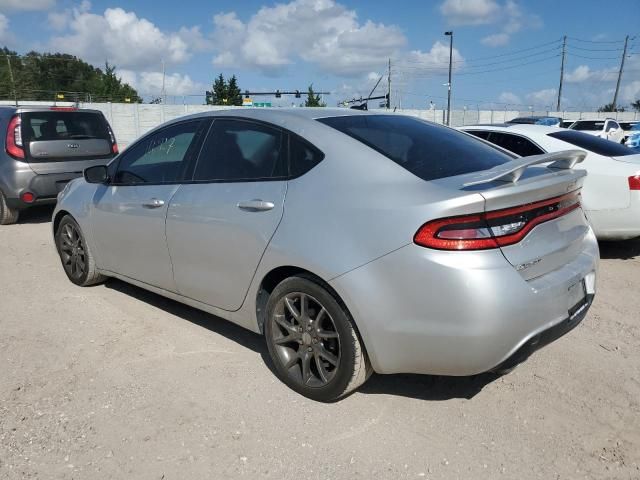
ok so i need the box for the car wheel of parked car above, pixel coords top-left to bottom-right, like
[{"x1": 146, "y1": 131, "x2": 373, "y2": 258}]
[
  {"x1": 55, "y1": 215, "x2": 106, "y2": 287},
  {"x1": 265, "y1": 275, "x2": 371, "y2": 402},
  {"x1": 0, "y1": 192, "x2": 19, "y2": 225}
]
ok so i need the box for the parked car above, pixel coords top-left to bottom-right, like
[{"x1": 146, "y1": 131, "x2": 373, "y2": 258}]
[
  {"x1": 624, "y1": 123, "x2": 640, "y2": 149},
  {"x1": 568, "y1": 118, "x2": 625, "y2": 143},
  {"x1": 619, "y1": 121, "x2": 639, "y2": 145},
  {"x1": 0, "y1": 106, "x2": 118, "y2": 225},
  {"x1": 506, "y1": 116, "x2": 562, "y2": 127},
  {"x1": 460, "y1": 123, "x2": 640, "y2": 239},
  {"x1": 560, "y1": 120, "x2": 575, "y2": 128},
  {"x1": 53, "y1": 109, "x2": 597, "y2": 401}
]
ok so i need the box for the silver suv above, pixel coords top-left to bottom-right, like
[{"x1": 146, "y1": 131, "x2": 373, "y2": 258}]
[{"x1": 0, "y1": 106, "x2": 118, "y2": 224}]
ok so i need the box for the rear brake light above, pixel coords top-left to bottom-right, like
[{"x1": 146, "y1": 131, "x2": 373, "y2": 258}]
[
  {"x1": 6, "y1": 115, "x2": 25, "y2": 159},
  {"x1": 112, "y1": 142, "x2": 119, "y2": 154},
  {"x1": 107, "y1": 126, "x2": 118, "y2": 154},
  {"x1": 50, "y1": 107, "x2": 77, "y2": 111},
  {"x1": 629, "y1": 175, "x2": 640, "y2": 190},
  {"x1": 414, "y1": 190, "x2": 582, "y2": 251}
]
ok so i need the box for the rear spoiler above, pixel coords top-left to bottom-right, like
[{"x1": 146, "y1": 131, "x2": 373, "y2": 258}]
[{"x1": 463, "y1": 150, "x2": 586, "y2": 187}]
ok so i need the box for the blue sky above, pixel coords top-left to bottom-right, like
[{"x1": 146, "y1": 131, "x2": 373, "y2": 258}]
[{"x1": 0, "y1": 0, "x2": 638, "y2": 110}]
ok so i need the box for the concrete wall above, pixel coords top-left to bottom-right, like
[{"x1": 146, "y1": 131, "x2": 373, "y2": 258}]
[{"x1": 3, "y1": 100, "x2": 638, "y2": 148}]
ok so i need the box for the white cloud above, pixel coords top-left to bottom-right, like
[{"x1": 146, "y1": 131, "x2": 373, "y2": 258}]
[
  {"x1": 565, "y1": 65, "x2": 592, "y2": 83},
  {"x1": 405, "y1": 41, "x2": 465, "y2": 73},
  {"x1": 211, "y1": 0, "x2": 406, "y2": 76},
  {"x1": 0, "y1": 0, "x2": 54, "y2": 11},
  {"x1": 481, "y1": 33, "x2": 509, "y2": 47},
  {"x1": 439, "y1": 0, "x2": 499, "y2": 25},
  {"x1": 526, "y1": 88, "x2": 557, "y2": 108},
  {"x1": 50, "y1": 7, "x2": 190, "y2": 70},
  {"x1": 118, "y1": 70, "x2": 205, "y2": 96},
  {"x1": 498, "y1": 91, "x2": 521, "y2": 104},
  {"x1": 442, "y1": 0, "x2": 542, "y2": 47},
  {"x1": 0, "y1": 13, "x2": 9, "y2": 41},
  {"x1": 621, "y1": 80, "x2": 640, "y2": 105}
]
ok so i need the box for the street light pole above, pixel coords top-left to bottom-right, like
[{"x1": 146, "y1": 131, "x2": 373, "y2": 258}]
[{"x1": 445, "y1": 31, "x2": 453, "y2": 126}]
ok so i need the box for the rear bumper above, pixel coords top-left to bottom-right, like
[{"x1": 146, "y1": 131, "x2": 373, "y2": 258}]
[
  {"x1": 330, "y1": 229, "x2": 598, "y2": 376},
  {"x1": 3, "y1": 171, "x2": 84, "y2": 210}
]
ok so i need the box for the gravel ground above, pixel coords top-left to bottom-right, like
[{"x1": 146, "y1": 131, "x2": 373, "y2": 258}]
[{"x1": 1, "y1": 206, "x2": 639, "y2": 480}]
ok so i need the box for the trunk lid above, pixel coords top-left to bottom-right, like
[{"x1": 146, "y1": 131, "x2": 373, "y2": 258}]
[
  {"x1": 20, "y1": 110, "x2": 115, "y2": 173},
  {"x1": 456, "y1": 150, "x2": 590, "y2": 280}
]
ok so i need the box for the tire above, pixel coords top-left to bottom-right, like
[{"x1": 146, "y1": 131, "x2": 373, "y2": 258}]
[
  {"x1": 264, "y1": 275, "x2": 371, "y2": 402},
  {"x1": 0, "y1": 191, "x2": 19, "y2": 225},
  {"x1": 55, "y1": 215, "x2": 106, "y2": 286}
]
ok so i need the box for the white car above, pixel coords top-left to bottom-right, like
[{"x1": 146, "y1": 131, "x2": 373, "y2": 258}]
[
  {"x1": 569, "y1": 118, "x2": 625, "y2": 143},
  {"x1": 620, "y1": 121, "x2": 639, "y2": 145},
  {"x1": 460, "y1": 124, "x2": 640, "y2": 240}
]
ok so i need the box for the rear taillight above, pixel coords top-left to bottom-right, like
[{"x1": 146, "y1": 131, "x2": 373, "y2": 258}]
[
  {"x1": 629, "y1": 175, "x2": 640, "y2": 190},
  {"x1": 414, "y1": 190, "x2": 582, "y2": 251},
  {"x1": 6, "y1": 115, "x2": 25, "y2": 159},
  {"x1": 107, "y1": 126, "x2": 118, "y2": 154}
]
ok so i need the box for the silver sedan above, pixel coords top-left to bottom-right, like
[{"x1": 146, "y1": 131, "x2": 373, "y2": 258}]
[{"x1": 53, "y1": 109, "x2": 598, "y2": 401}]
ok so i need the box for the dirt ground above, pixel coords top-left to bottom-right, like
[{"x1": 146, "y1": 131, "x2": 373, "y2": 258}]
[{"x1": 1, "y1": 206, "x2": 639, "y2": 480}]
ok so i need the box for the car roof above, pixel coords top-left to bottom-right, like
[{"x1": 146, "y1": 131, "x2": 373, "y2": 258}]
[
  {"x1": 571, "y1": 118, "x2": 614, "y2": 122},
  {"x1": 460, "y1": 123, "x2": 563, "y2": 135},
  {"x1": 0, "y1": 105, "x2": 105, "y2": 115}
]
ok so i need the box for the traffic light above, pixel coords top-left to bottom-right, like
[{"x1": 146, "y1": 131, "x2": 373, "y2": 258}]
[
  {"x1": 385, "y1": 93, "x2": 390, "y2": 109},
  {"x1": 205, "y1": 90, "x2": 213, "y2": 105},
  {"x1": 295, "y1": 90, "x2": 301, "y2": 98},
  {"x1": 275, "y1": 90, "x2": 281, "y2": 98},
  {"x1": 245, "y1": 90, "x2": 250, "y2": 99}
]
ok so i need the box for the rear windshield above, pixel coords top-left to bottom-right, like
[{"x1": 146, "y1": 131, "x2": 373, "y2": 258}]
[
  {"x1": 317, "y1": 115, "x2": 511, "y2": 181},
  {"x1": 548, "y1": 130, "x2": 634, "y2": 156},
  {"x1": 570, "y1": 121, "x2": 604, "y2": 131},
  {"x1": 22, "y1": 111, "x2": 110, "y2": 142},
  {"x1": 619, "y1": 122, "x2": 638, "y2": 130}
]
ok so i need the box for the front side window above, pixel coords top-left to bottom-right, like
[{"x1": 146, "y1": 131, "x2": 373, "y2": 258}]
[
  {"x1": 193, "y1": 119, "x2": 286, "y2": 181},
  {"x1": 318, "y1": 115, "x2": 511, "y2": 182},
  {"x1": 606, "y1": 121, "x2": 619, "y2": 131},
  {"x1": 113, "y1": 120, "x2": 202, "y2": 184},
  {"x1": 571, "y1": 121, "x2": 605, "y2": 131}
]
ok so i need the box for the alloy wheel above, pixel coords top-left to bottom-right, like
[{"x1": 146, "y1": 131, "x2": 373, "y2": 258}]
[
  {"x1": 58, "y1": 223, "x2": 87, "y2": 280},
  {"x1": 270, "y1": 292, "x2": 341, "y2": 388}
]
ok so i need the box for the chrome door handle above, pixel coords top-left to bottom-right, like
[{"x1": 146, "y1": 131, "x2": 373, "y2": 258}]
[
  {"x1": 142, "y1": 198, "x2": 165, "y2": 208},
  {"x1": 237, "y1": 199, "x2": 275, "y2": 212}
]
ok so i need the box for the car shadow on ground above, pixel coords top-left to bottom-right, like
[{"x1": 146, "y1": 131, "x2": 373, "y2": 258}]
[
  {"x1": 16, "y1": 205, "x2": 55, "y2": 224},
  {"x1": 598, "y1": 238, "x2": 640, "y2": 260},
  {"x1": 105, "y1": 278, "x2": 500, "y2": 402}
]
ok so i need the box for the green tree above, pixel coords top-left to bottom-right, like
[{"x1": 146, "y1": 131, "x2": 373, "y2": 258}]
[
  {"x1": 212, "y1": 73, "x2": 227, "y2": 105},
  {"x1": 632, "y1": 99, "x2": 640, "y2": 112},
  {"x1": 304, "y1": 84, "x2": 325, "y2": 107},
  {"x1": 227, "y1": 75, "x2": 243, "y2": 106},
  {"x1": 598, "y1": 102, "x2": 625, "y2": 113},
  {"x1": 0, "y1": 48, "x2": 140, "y2": 102}
]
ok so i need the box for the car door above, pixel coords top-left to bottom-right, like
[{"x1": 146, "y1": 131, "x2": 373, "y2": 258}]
[
  {"x1": 166, "y1": 118, "x2": 288, "y2": 311},
  {"x1": 91, "y1": 119, "x2": 208, "y2": 291},
  {"x1": 608, "y1": 121, "x2": 623, "y2": 143}
]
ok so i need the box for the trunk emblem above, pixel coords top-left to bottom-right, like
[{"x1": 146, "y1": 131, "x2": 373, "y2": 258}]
[
  {"x1": 516, "y1": 258, "x2": 542, "y2": 271},
  {"x1": 67, "y1": 143, "x2": 80, "y2": 149}
]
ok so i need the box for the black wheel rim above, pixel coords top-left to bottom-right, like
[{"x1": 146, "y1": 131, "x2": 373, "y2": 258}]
[
  {"x1": 270, "y1": 292, "x2": 341, "y2": 388},
  {"x1": 58, "y1": 223, "x2": 87, "y2": 280}
]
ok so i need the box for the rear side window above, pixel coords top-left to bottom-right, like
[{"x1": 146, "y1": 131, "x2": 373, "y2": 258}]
[
  {"x1": 548, "y1": 130, "x2": 634, "y2": 156},
  {"x1": 193, "y1": 119, "x2": 286, "y2": 182},
  {"x1": 466, "y1": 130, "x2": 491, "y2": 140},
  {"x1": 22, "y1": 111, "x2": 110, "y2": 142},
  {"x1": 485, "y1": 132, "x2": 545, "y2": 157},
  {"x1": 289, "y1": 135, "x2": 324, "y2": 177},
  {"x1": 317, "y1": 115, "x2": 510, "y2": 181}
]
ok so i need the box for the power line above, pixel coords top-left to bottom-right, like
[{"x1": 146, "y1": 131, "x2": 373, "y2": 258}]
[{"x1": 567, "y1": 36, "x2": 627, "y2": 44}]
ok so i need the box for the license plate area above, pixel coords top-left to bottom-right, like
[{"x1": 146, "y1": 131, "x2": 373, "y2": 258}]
[{"x1": 568, "y1": 279, "x2": 587, "y2": 319}]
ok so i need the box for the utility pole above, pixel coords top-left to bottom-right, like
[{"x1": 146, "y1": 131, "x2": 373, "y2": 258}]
[
  {"x1": 161, "y1": 59, "x2": 166, "y2": 104},
  {"x1": 556, "y1": 35, "x2": 566, "y2": 111},
  {"x1": 5, "y1": 53, "x2": 17, "y2": 106},
  {"x1": 445, "y1": 31, "x2": 453, "y2": 126},
  {"x1": 612, "y1": 35, "x2": 629, "y2": 112},
  {"x1": 387, "y1": 58, "x2": 391, "y2": 109}
]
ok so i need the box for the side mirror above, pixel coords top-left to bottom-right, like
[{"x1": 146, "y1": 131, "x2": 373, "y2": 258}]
[{"x1": 84, "y1": 165, "x2": 109, "y2": 184}]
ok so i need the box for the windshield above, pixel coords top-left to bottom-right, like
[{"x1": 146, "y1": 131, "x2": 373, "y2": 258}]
[
  {"x1": 317, "y1": 115, "x2": 511, "y2": 181},
  {"x1": 548, "y1": 130, "x2": 634, "y2": 156},
  {"x1": 570, "y1": 121, "x2": 605, "y2": 131}
]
